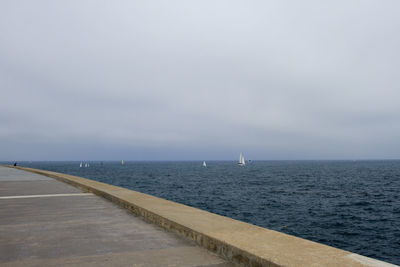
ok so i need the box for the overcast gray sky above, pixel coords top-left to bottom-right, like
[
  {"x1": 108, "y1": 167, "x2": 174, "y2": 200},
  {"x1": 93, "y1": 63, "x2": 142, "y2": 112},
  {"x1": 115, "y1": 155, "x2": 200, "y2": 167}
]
[{"x1": 1, "y1": 0, "x2": 399, "y2": 161}]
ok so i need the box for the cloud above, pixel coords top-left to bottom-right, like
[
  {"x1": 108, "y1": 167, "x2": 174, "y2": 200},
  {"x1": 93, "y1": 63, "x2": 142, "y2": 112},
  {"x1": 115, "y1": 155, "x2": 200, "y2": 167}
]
[{"x1": 1, "y1": 0, "x2": 400, "y2": 160}]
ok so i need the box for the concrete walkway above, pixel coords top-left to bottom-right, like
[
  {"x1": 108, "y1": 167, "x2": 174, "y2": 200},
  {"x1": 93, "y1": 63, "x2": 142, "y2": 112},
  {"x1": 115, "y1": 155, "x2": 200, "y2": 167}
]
[{"x1": 0, "y1": 166, "x2": 233, "y2": 267}]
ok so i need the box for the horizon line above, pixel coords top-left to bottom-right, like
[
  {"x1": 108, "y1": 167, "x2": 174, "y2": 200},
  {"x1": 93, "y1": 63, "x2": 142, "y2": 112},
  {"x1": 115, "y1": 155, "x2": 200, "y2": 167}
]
[{"x1": 1, "y1": 158, "x2": 400, "y2": 162}]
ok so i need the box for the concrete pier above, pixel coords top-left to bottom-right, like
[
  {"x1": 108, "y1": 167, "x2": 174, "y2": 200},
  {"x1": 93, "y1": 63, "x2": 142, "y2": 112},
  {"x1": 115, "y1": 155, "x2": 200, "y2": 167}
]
[
  {"x1": 1, "y1": 166, "x2": 398, "y2": 267},
  {"x1": 0, "y1": 166, "x2": 232, "y2": 267}
]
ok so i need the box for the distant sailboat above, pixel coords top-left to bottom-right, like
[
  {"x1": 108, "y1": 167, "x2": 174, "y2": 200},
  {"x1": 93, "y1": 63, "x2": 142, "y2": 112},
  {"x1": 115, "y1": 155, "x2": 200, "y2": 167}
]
[
  {"x1": 121, "y1": 160, "x2": 125, "y2": 166},
  {"x1": 85, "y1": 163, "x2": 88, "y2": 168},
  {"x1": 238, "y1": 152, "x2": 245, "y2": 166},
  {"x1": 79, "y1": 162, "x2": 82, "y2": 168},
  {"x1": 202, "y1": 161, "x2": 207, "y2": 167}
]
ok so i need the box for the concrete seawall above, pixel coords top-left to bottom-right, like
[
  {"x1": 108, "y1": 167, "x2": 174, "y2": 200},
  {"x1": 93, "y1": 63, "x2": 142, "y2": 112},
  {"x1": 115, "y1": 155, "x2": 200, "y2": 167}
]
[{"x1": 7, "y1": 166, "x2": 398, "y2": 267}]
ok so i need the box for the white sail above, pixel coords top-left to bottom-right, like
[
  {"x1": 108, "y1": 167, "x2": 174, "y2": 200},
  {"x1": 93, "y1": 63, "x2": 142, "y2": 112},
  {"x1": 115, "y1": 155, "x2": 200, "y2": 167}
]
[
  {"x1": 202, "y1": 161, "x2": 207, "y2": 167},
  {"x1": 238, "y1": 152, "x2": 245, "y2": 165},
  {"x1": 79, "y1": 162, "x2": 82, "y2": 168}
]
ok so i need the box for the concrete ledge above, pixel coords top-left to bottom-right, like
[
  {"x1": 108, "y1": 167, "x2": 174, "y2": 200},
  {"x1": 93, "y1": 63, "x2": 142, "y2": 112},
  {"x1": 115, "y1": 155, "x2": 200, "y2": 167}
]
[{"x1": 7, "y1": 166, "x2": 398, "y2": 267}]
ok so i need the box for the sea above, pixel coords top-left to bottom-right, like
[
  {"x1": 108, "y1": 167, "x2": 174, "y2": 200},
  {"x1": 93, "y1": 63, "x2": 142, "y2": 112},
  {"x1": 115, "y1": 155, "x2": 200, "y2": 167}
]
[{"x1": 6, "y1": 160, "x2": 400, "y2": 265}]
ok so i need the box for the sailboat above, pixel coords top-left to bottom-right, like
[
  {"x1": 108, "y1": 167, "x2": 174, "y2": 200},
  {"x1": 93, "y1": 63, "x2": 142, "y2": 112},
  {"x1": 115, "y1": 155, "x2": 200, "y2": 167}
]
[
  {"x1": 202, "y1": 161, "x2": 207, "y2": 167},
  {"x1": 238, "y1": 152, "x2": 245, "y2": 166},
  {"x1": 79, "y1": 162, "x2": 82, "y2": 168},
  {"x1": 121, "y1": 160, "x2": 125, "y2": 166}
]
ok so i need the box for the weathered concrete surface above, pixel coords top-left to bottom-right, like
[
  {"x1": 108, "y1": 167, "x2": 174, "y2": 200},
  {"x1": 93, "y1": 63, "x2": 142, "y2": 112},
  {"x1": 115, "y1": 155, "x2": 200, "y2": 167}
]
[
  {"x1": 0, "y1": 166, "x2": 233, "y2": 267},
  {"x1": 8, "y1": 166, "x2": 398, "y2": 267},
  {"x1": 0, "y1": 167, "x2": 52, "y2": 182}
]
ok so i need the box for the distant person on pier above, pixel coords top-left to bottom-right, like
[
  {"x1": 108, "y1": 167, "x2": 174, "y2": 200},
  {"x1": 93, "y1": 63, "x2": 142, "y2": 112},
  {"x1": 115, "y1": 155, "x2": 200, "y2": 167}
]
[{"x1": 13, "y1": 162, "x2": 17, "y2": 166}]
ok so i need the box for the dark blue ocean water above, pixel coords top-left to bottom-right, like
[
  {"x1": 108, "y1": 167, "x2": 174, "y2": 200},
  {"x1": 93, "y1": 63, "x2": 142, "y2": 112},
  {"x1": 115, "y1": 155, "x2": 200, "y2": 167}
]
[{"x1": 7, "y1": 160, "x2": 400, "y2": 265}]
